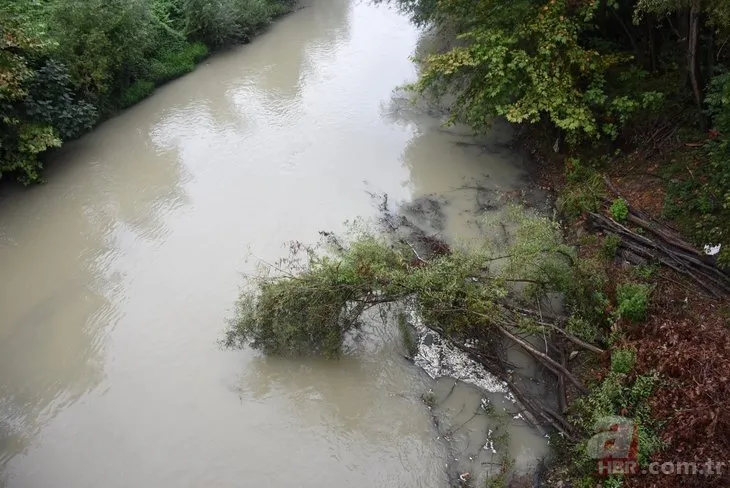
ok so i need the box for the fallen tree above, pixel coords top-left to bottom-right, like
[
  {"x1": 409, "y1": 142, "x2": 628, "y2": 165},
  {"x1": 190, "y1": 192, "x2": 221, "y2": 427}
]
[
  {"x1": 588, "y1": 178, "x2": 730, "y2": 298},
  {"x1": 224, "y1": 202, "x2": 608, "y2": 437}
]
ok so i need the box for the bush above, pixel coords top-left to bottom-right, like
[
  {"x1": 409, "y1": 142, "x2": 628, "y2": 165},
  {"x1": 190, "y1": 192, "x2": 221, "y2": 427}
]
[
  {"x1": 51, "y1": 0, "x2": 159, "y2": 107},
  {"x1": 609, "y1": 198, "x2": 629, "y2": 223},
  {"x1": 632, "y1": 263, "x2": 659, "y2": 280},
  {"x1": 0, "y1": 20, "x2": 63, "y2": 183},
  {"x1": 698, "y1": 72, "x2": 730, "y2": 265},
  {"x1": 601, "y1": 233, "x2": 621, "y2": 260},
  {"x1": 616, "y1": 282, "x2": 652, "y2": 323},
  {"x1": 557, "y1": 171, "x2": 605, "y2": 220},
  {"x1": 24, "y1": 60, "x2": 98, "y2": 140},
  {"x1": 571, "y1": 372, "x2": 661, "y2": 480},
  {"x1": 150, "y1": 42, "x2": 208, "y2": 83},
  {"x1": 182, "y1": 0, "x2": 288, "y2": 47},
  {"x1": 0, "y1": 0, "x2": 293, "y2": 184},
  {"x1": 611, "y1": 347, "x2": 636, "y2": 374}
]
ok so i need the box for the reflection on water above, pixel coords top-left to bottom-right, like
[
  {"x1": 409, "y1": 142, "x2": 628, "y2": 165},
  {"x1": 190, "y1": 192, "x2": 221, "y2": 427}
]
[
  {"x1": 0, "y1": 100, "x2": 189, "y2": 468},
  {"x1": 0, "y1": 0, "x2": 544, "y2": 486}
]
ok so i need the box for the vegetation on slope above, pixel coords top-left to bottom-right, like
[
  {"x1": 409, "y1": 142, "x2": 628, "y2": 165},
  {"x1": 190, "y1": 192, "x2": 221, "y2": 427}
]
[
  {"x1": 377, "y1": 0, "x2": 730, "y2": 485},
  {"x1": 0, "y1": 0, "x2": 294, "y2": 183},
  {"x1": 392, "y1": 0, "x2": 730, "y2": 266}
]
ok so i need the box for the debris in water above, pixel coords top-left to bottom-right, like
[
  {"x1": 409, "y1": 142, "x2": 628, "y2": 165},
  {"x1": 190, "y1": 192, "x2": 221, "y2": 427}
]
[{"x1": 409, "y1": 309, "x2": 507, "y2": 393}]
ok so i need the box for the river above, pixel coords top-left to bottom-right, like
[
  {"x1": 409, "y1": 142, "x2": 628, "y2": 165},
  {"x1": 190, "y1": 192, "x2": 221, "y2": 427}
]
[{"x1": 0, "y1": 1, "x2": 548, "y2": 486}]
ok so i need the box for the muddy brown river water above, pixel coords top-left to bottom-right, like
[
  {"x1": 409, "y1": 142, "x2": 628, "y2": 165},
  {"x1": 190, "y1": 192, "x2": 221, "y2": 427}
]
[{"x1": 0, "y1": 1, "x2": 549, "y2": 486}]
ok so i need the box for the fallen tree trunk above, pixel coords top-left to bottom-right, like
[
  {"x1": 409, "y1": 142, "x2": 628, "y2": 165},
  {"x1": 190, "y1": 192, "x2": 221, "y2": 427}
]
[
  {"x1": 446, "y1": 333, "x2": 577, "y2": 442},
  {"x1": 588, "y1": 212, "x2": 730, "y2": 298},
  {"x1": 597, "y1": 178, "x2": 730, "y2": 297}
]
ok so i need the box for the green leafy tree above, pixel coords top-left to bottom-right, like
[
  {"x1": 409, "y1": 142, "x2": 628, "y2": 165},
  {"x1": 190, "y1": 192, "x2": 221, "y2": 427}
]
[
  {"x1": 51, "y1": 0, "x2": 159, "y2": 108},
  {"x1": 24, "y1": 60, "x2": 98, "y2": 139},
  {"x1": 182, "y1": 0, "x2": 290, "y2": 47},
  {"x1": 0, "y1": 17, "x2": 61, "y2": 183},
  {"x1": 408, "y1": 0, "x2": 662, "y2": 140}
]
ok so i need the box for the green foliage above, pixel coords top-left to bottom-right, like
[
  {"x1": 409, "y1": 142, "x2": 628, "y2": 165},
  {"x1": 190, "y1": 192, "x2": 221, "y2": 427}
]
[
  {"x1": 225, "y1": 208, "x2": 590, "y2": 356},
  {"x1": 571, "y1": 372, "x2": 662, "y2": 480},
  {"x1": 609, "y1": 198, "x2": 629, "y2": 223},
  {"x1": 149, "y1": 42, "x2": 208, "y2": 83},
  {"x1": 51, "y1": 0, "x2": 160, "y2": 106},
  {"x1": 24, "y1": 60, "x2": 98, "y2": 139},
  {"x1": 0, "y1": 0, "x2": 289, "y2": 183},
  {"x1": 563, "y1": 257, "x2": 611, "y2": 336},
  {"x1": 182, "y1": 0, "x2": 290, "y2": 47},
  {"x1": 616, "y1": 282, "x2": 652, "y2": 323},
  {"x1": 120, "y1": 80, "x2": 156, "y2": 108},
  {"x1": 679, "y1": 70, "x2": 730, "y2": 266},
  {"x1": 565, "y1": 315, "x2": 601, "y2": 345},
  {"x1": 0, "y1": 17, "x2": 60, "y2": 182},
  {"x1": 611, "y1": 347, "x2": 636, "y2": 374},
  {"x1": 388, "y1": 0, "x2": 440, "y2": 27},
  {"x1": 601, "y1": 233, "x2": 622, "y2": 260},
  {"x1": 2, "y1": 123, "x2": 61, "y2": 184},
  {"x1": 557, "y1": 171, "x2": 605, "y2": 220},
  {"x1": 632, "y1": 263, "x2": 659, "y2": 280},
  {"x1": 395, "y1": 0, "x2": 729, "y2": 261},
  {"x1": 404, "y1": 0, "x2": 663, "y2": 141}
]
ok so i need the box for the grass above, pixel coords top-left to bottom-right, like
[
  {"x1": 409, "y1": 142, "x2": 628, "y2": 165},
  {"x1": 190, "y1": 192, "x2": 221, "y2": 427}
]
[
  {"x1": 601, "y1": 233, "x2": 621, "y2": 260},
  {"x1": 150, "y1": 41, "x2": 209, "y2": 83}
]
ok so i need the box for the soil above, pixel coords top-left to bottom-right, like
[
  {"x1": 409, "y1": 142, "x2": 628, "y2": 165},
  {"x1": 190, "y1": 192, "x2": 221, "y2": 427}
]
[{"x1": 522, "y1": 128, "x2": 730, "y2": 488}]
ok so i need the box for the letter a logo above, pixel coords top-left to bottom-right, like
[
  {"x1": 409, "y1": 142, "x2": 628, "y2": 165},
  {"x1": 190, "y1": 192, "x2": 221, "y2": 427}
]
[{"x1": 585, "y1": 415, "x2": 638, "y2": 462}]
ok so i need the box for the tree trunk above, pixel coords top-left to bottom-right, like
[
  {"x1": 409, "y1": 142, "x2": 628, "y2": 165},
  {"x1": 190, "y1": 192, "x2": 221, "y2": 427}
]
[
  {"x1": 648, "y1": 14, "x2": 659, "y2": 72},
  {"x1": 688, "y1": 0, "x2": 704, "y2": 115}
]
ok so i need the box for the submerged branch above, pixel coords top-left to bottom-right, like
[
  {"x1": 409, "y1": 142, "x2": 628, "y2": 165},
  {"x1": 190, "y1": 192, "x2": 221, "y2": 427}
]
[
  {"x1": 504, "y1": 306, "x2": 606, "y2": 355},
  {"x1": 493, "y1": 323, "x2": 588, "y2": 394}
]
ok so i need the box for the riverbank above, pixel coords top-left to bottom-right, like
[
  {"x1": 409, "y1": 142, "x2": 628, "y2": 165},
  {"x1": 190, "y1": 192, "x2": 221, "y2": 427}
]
[
  {"x1": 0, "y1": 0, "x2": 295, "y2": 184},
  {"x1": 519, "y1": 126, "x2": 730, "y2": 487},
  {"x1": 380, "y1": 0, "x2": 730, "y2": 483}
]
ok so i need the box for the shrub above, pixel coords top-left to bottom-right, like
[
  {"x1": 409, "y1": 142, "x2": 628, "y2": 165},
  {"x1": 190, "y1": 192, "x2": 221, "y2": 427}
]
[
  {"x1": 24, "y1": 60, "x2": 98, "y2": 140},
  {"x1": 51, "y1": 0, "x2": 159, "y2": 106},
  {"x1": 150, "y1": 41, "x2": 208, "y2": 83},
  {"x1": 181, "y1": 0, "x2": 288, "y2": 47},
  {"x1": 571, "y1": 372, "x2": 661, "y2": 480},
  {"x1": 0, "y1": 19, "x2": 62, "y2": 183},
  {"x1": 697, "y1": 71, "x2": 730, "y2": 265},
  {"x1": 557, "y1": 172, "x2": 605, "y2": 220},
  {"x1": 616, "y1": 282, "x2": 652, "y2": 323},
  {"x1": 559, "y1": 254, "x2": 611, "y2": 334},
  {"x1": 601, "y1": 233, "x2": 621, "y2": 260},
  {"x1": 633, "y1": 263, "x2": 659, "y2": 280},
  {"x1": 611, "y1": 347, "x2": 636, "y2": 374},
  {"x1": 609, "y1": 198, "x2": 629, "y2": 222}
]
